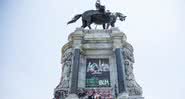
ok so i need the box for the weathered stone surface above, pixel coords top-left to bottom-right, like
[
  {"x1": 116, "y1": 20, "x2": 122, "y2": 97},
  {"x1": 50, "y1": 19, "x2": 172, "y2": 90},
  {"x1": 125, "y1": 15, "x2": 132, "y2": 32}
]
[
  {"x1": 55, "y1": 48, "x2": 72, "y2": 90},
  {"x1": 123, "y1": 43, "x2": 143, "y2": 96}
]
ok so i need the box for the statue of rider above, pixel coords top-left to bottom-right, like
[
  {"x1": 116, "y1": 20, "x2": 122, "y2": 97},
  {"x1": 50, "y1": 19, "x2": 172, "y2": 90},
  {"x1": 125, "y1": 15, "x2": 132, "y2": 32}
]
[{"x1": 95, "y1": 0, "x2": 106, "y2": 13}]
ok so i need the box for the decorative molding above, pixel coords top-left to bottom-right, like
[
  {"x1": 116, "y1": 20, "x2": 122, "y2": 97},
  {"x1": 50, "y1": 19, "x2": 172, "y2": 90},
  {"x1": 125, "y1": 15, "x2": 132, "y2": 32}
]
[{"x1": 122, "y1": 42, "x2": 143, "y2": 96}]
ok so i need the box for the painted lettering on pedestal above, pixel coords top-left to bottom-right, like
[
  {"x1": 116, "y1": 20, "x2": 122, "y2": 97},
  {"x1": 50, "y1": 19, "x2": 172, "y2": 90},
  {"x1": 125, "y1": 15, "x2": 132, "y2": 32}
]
[{"x1": 86, "y1": 58, "x2": 111, "y2": 87}]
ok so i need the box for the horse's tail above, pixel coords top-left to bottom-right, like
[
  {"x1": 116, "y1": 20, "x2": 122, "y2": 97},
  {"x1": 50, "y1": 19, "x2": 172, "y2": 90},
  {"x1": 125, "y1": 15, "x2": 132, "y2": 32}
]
[{"x1": 67, "y1": 14, "x2": 82, "y2": 24}]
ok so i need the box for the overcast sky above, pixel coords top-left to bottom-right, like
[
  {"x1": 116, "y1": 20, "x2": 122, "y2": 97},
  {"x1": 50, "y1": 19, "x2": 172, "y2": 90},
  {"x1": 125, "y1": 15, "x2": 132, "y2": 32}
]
[{"x1": 1, "y1": 0, "x2": 185, "y2": 99}]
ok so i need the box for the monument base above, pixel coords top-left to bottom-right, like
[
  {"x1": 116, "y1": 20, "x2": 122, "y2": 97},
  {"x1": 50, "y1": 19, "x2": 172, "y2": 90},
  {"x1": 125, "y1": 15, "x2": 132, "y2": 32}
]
[
  {"x1": 54, "y1": 28, "x2": 144, "y2": 99},
  {"x1": 65, "y1": 94, "x2": 79, "y2": 99}
]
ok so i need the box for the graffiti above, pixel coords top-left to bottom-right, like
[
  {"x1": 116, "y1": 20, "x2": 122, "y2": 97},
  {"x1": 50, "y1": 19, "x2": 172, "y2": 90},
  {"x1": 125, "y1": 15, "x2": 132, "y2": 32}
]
[
  {"x1": 87, "y1": 60, "x2": 110, "y2": 74},
  {"x1": 86, "y1": 58, "x2": 111, "y2": 87},
  {"x1": 99, "y1": 80, "x2": 109, "y2": 86}
]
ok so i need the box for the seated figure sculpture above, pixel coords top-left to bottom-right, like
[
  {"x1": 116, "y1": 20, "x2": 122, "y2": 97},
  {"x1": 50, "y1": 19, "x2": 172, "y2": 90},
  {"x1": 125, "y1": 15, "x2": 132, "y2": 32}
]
[{"x1": 95, "y1": 0, "x2": 105, "y2": 13}]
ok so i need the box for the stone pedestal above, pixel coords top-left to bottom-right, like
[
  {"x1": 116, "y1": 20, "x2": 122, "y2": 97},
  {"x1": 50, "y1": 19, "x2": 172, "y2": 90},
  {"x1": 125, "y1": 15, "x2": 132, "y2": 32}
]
[{"x1": 53, "y1": 27, "x2": 144, "y2": 99}]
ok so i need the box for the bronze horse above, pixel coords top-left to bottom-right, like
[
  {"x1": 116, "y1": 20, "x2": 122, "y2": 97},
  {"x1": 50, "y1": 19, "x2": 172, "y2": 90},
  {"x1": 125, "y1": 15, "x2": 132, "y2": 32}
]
[{"x1": 67, "y1": 10, "x2": 126, "y2": 29}]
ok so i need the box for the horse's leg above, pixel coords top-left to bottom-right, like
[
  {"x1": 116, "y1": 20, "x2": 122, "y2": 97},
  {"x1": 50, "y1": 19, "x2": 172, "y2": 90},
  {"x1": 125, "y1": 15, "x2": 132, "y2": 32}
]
[
  {"x1": 81, "y1": 20, "x2": 87, "y2": 28},
  {"x1": 106, "y1": 23, "x2": 110, "y2": 29},
  {"x1": 87, "y1": 22, "x2": 91, "y2": 29},
  {"x1": 86, "y1": 17, "x2": 92, "y2": 29},
  {"x1": 111, "y1": 23, "x2": 115, "y2": 27},
  {"x1": 103, "y1": 24, "x2": 106, "y2": 29},
  {"x1": 88, "y1": 25, "x2": 91, "y2": 29}
]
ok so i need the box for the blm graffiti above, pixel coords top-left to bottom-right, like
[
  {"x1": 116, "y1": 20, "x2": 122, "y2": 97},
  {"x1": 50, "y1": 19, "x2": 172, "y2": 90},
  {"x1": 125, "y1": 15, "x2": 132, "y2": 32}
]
[{"x1": 86, "y1": 58, "x2": 111, "y2": 87}]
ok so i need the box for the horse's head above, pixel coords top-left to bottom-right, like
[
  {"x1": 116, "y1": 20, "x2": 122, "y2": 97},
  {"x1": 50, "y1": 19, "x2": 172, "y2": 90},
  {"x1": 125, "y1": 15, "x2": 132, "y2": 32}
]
[{"x1": 115, "y1": 12, "x2": 127, "y2": 21}]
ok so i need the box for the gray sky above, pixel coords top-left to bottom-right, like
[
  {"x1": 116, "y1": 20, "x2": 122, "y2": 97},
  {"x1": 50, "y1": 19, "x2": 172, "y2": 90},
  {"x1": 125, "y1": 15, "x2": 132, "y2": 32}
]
[{"x1": 1, "y1": 0, "x2": 185, "y2": 99}]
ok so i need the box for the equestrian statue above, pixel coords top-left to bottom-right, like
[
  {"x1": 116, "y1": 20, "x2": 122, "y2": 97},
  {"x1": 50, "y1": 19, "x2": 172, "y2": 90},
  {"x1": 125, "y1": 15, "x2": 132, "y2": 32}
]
[{"x1": 67, "y1": 0, "x2": 126, "y2": 29}]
